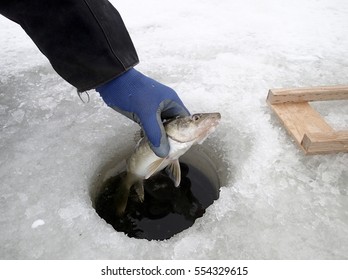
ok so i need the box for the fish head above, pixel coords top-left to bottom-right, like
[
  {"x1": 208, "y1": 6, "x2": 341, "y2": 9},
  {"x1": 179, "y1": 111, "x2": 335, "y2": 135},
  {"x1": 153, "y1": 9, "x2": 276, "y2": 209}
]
[{"x1": 165, "y1": 113, "x2": 221, "y2": 143}]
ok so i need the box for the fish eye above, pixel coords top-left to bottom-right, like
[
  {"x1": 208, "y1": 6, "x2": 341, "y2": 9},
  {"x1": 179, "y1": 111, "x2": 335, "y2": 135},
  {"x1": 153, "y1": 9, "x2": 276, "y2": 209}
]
[{"x1": 191, "y1": 114, "x2": 201, "y2": 121}]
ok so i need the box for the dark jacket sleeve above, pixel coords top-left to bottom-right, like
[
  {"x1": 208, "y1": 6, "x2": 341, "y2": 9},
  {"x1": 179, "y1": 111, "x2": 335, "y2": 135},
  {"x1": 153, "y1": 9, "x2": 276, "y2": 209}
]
[{"x1": 0, "y1": 0, "x2": 139, "y2": 91}]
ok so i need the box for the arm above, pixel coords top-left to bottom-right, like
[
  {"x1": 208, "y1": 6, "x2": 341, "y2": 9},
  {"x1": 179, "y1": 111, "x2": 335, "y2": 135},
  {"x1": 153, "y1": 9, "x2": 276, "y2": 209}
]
[{"x1": 0, "y1": 0, "x2": 139, "y2": 92}]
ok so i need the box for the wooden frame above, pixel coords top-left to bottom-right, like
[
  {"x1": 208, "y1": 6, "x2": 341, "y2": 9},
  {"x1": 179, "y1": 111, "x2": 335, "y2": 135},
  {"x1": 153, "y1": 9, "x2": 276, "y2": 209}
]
[{"x1": 267, "y1": 86, "x2": 348, "y2": 155}]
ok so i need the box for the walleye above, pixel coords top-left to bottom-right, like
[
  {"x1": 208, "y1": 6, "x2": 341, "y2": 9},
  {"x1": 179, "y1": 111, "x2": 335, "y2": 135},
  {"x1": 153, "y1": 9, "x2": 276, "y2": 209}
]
[{"x1": 114, "y1": 113, "x2": 221, "y2": 215}]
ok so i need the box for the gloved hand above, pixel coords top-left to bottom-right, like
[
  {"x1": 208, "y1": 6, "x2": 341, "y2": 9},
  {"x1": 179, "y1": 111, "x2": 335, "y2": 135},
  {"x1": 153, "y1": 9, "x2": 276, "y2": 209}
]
[{"x1": 96, "y1": 68, "x2": 190, "y2": 157}]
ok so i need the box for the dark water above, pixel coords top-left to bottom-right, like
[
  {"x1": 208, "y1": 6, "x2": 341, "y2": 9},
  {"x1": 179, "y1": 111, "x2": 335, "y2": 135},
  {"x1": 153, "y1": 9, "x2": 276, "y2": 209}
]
[{"x1": 95, "y1": 162, "x2": 219, "y2": 241}]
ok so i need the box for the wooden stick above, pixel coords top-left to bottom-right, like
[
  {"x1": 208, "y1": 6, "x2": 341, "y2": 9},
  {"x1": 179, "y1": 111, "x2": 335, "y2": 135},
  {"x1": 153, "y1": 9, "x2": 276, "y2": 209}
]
[
  {"x1": 267, "y1": 85, "x2": 348, "y2": 154},
  {"x1": 269, "y1": 102, "x2": 334, "y2": 152},
  {"x1": 302, "y1": 131, "x2": 348, "y2": 154},
  {"x1": 267, "y1": 85, "x2": 348, "y2": 104}
]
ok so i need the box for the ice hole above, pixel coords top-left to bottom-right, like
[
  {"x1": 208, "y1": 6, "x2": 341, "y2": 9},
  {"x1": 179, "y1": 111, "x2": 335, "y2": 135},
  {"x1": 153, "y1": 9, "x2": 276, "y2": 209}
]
[{"x1": 90, "y1": 143, "x2": 227, "y2": 241}]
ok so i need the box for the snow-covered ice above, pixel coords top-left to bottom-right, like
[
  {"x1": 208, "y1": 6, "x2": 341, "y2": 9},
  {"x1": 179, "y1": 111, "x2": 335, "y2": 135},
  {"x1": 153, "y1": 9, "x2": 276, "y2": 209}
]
[{"x1": 0, "y1": 0, "x2": 347, "y2": 259}]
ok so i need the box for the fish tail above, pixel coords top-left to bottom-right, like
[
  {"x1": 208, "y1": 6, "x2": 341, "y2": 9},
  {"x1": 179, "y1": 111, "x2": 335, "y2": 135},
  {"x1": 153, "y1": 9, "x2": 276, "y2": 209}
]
[{"x1": 113, "y1": 172, "x2": 135, "y2": 216}]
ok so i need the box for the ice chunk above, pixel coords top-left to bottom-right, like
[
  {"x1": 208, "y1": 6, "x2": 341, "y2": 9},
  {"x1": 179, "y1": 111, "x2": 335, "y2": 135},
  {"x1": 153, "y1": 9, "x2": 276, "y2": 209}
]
[{"x1": 31, "y1": 219, "x2": 45, "y2": 229}]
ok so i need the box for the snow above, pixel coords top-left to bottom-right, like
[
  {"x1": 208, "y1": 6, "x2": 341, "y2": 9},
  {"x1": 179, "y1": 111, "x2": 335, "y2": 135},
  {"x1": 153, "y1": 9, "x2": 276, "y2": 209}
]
[
  {"x1": 31, "y1": 219, "x2": 45, "y2": 229},
  {"x1": 0, "y1": 0, "x2": 347, "y2": 259}
]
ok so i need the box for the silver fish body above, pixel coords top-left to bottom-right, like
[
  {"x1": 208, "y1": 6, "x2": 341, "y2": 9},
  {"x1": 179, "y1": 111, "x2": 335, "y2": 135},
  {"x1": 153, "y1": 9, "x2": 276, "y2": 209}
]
[{"x1": 114, "y1": 113, "x2": 221, "y2": 215}]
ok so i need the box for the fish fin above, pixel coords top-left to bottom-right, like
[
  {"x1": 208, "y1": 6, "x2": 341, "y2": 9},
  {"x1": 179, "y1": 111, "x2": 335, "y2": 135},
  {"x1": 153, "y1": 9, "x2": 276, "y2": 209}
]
[
  {"x1": 133, "y1": 129, "x2": 145, "y2": 143},
  {"x1": 132, "y1": 181, "x2": 144, "y2": 202},
  {"x1": 145, "y1": 158, "x2": 167, "y2": 179},
  {"x1": 165, "y1": 160, "x2": 181, "y2": 187}
]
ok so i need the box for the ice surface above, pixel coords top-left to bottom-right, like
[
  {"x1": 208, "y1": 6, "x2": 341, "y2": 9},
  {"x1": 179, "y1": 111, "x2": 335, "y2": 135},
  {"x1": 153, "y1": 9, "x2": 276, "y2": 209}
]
[{"x1": 0, "y1": 0, "x2": 347, "y2": 259}]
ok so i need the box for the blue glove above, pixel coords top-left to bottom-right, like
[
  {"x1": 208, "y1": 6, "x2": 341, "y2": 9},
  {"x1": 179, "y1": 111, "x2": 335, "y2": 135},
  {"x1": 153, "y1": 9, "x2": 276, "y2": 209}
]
[{"x1": 96, "y1": 68, "x2": 190, "y2": 157}]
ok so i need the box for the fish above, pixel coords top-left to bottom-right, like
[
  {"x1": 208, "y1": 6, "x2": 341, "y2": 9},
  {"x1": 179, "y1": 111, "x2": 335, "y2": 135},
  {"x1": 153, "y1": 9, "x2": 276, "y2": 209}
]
[{"x1": 114, "y1": 112, "x2": 221, "y2": 215}]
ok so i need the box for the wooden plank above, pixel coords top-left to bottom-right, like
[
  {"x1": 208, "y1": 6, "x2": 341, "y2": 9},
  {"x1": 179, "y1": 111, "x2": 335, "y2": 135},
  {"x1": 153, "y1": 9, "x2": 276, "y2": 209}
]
[
  {"x1": 267, "y1": 85, "x2": 348, "y2": 104},
  {"x1": 269, "y1": 102, "x2": 334, "y2": 152},
  {"x1": 302, "y1": 131, "x2": 348, "y2": 154}
]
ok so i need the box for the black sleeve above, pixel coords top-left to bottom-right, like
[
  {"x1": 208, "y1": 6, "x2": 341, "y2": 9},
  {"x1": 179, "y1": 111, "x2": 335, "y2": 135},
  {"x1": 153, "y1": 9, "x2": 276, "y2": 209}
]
[{"x1": 0, "y1": 0, "x2": 139, "y2": 91}]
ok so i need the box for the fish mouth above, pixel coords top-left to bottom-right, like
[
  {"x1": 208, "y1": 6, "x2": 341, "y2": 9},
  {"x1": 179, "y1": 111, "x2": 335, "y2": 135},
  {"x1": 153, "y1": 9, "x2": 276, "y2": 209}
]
[
  {"x1": 201, "y1": 113, "x2": 221, "y2": 127},
  {"x1": 195, "y1": 113, "x2": 221, "y2": 143}
]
